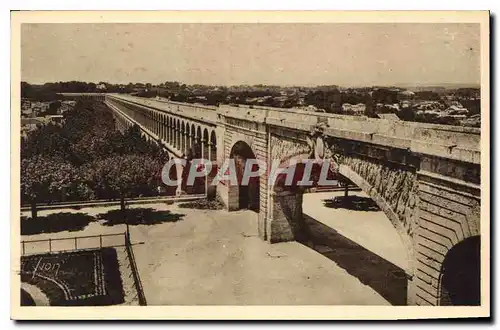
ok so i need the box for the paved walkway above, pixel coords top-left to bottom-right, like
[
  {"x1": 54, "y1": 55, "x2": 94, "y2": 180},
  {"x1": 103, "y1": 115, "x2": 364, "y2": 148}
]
[
  {"x1": 21, "y1": 199, "x2": 405, "y2": 305},
  {"x1": 302, "y1": 191, "x2": 408, "y2": 271}
]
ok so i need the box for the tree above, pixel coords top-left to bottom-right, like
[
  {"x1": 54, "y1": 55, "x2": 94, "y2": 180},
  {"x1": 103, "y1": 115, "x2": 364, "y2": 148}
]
[
  {"x1": 70, "y1": 129, "x2": 123, "y2": 165},
  {"x1": 399, "y1": 107, "x2": 416, "y2": 121},
  {"x1": 21, "y1": 156, "x2": 82, "y2": 219},
  {"x1": 21, "y1": 123, "x2": 70, "y2": 160},
  {"x1": 85, "y1": 154, "x2": 164, "y2": 213},
  {"x1": 47, "y1": 101, "x2": 61, "y2": 115},
  {"x1": 337, "y1": 174, "x2": 354, "y2": 198}
]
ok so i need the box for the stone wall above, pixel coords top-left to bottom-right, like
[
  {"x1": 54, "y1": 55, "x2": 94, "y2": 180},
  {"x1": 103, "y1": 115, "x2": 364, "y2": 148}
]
[
  {"x1": 268, "y1": 190, "x2": 304, "y2": 243},
  {"x1": 220, "y1": 117, "x2": 269, "y2": 240},
  {"x1": 412, "y1": 170, "x2": 480, "y2": 306},
  {"x1": 270, "y1": 133, "x2": 311, "y2": 164},
  {"x1": 342, "y1": 155, "x2": 419, "y2": 239}
]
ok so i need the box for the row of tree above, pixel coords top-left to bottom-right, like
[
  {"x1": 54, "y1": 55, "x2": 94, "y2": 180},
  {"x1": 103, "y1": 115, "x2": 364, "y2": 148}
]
[{"x1": 21, "y1": 100, "x2": 171, "y2": 219}]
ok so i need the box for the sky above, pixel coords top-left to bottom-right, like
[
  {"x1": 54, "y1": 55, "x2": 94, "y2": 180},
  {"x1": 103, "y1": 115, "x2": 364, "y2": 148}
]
[{"x1": 21, "y1": 23, "x2": 481, "y2": 87}]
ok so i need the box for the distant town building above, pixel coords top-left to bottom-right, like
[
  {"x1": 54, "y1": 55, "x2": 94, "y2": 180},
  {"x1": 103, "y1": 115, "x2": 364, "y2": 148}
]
[
  {"x1": 342, "y1": 103, "x2": 366, "y2": 115},
  {"x1": 398, "y1": 90, "x2": 415, "y2": 100},
  {"x1": 461, "y1": 114, "x2": 481, "y2": 127},
  {"x1": 21, "y1": 117, "x2": 44, "y2": 137},
  {"x1": 96, "y1": 83, "x2": 107, "y2": 91}
]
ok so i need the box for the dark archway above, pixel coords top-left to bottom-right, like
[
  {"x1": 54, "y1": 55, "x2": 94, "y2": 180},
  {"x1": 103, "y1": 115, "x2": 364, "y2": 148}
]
[
  {"x1": 230, "y1": 141, "x2": 260, "y2": 212},
  {"x1": 439, "y1": 236, "x2": 481, "y2": 306},
  {"x1": 210, "y1": 130, "x2": 217, "y2": 162},
  {"x1": 203, "y1": 128, "x2": 209, "y2": 161},
  {"x1": 181, "y1": 121, "x2": 186, "y2": 153},
  {"x1": 196, "y1": 126, "x2": 202, "y2": 158}
]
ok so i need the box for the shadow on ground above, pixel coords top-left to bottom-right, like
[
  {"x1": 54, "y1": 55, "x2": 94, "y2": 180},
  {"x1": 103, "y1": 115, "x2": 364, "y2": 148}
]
[
  {"x1": 300, "y1": 214, "x2": 408, "y2": 305},
  {"x1": 21, "y1": 212, "x2": 95, "y2": 235},
  {"x1": 322, "y1": 195, "x2": 380, "y2": 212},
  {"x1": 97, "y1": 208, "x2": 185, "y2": 226}
]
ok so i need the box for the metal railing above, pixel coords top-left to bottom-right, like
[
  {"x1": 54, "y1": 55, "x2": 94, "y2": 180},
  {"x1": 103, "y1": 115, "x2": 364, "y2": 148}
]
[
  {"x1": 20, "y1": 230, "x2": 148, "y2": 306},
  {"x1": 21, "y1": 232, "x2": 126, "y2": 256},
  {"x1": 125, "y1": 229, "x2": 147, "y2": 306}
]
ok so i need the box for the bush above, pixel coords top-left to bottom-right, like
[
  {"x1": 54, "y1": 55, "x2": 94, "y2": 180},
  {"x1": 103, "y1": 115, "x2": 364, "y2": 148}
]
[{"x1": 178, "y1": 195, "x2": 225, "y2": 210}]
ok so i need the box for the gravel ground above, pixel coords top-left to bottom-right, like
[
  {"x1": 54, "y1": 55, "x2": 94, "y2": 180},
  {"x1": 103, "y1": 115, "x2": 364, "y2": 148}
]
[{"x1": 20, "y1": 196, "x2": 407, "y2": 305}]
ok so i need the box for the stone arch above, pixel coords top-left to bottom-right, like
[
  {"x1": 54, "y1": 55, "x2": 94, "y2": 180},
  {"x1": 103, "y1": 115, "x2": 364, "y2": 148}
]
[
  {"x1": 176, "y1": 119, "x2": 181, "y2": 150},
  {"x1": 334, "y1": 163, "x2": 416, "y2": 275},
  {"x1": 227, "y1": 140, "x2": 260, "y2": 212},
  {"x1": 438, "y1": 235, "x2": 480, "y2": 305},
  {"x1": 271, "y1": 137, "x2": 416, "y2": 275},
  {"x1": 196, "y1": 126, "x2": 202, "y2": 158},
  {"x1": 163, "y1": 114, "x2": 167, "y2": 140},
  {"x1": 156, "y1": 112, "x2": 160, "y2": 136},
  {"x1": 185, "y1": 124, "x2": 191, "y2": 157},
  {"x1": 210, "y1": 130, "x2": 217, "y2": 163},
  {"x1": 181, "y1": 121, "x2": 186, "y2": 154},
  {"x1": 203, "y1": 128, "x2": 209, "y2": 159},
  {"x1": 160, "y1": 114, "x2": 165, "y2": 140},
  {"x1": 168, "y1": 116, "x2": 173, "y2": 144},
  {"x1": 170, "y1": 117, "x2": 174, "y2": 146},
  {"x1": 191, "y1": 123, "x2": 196, "y2": 154}
]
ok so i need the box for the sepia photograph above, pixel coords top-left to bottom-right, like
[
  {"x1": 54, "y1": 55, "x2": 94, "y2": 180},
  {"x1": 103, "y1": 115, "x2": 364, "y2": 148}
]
[{"x1": 10, "y1": 11, "x2": 490, "y2": 320}]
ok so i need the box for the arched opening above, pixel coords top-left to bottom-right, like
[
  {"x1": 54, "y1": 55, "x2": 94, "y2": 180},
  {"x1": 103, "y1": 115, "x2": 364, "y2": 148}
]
[
  {"x1": 203, "y1": 128, "x2": 209, "y2": 161},
  {"x1": 176, "y1": 119, "x2": 181, "y2": 150},
  {"x1": 158, "y1": 114, "x2": 161, "y2": 139},
  {"x1": 210, "y1": 130, "x2": 217, "y2": 163},
  {"x1": 190, "y1": 124, "x2": 196, "y2": 153},
  {"x1": 181, "y1": 121, "x2": 186, "y2": 154},
  {"x1": 170, "y1": 118, "x2": 174, "y2": 146},
  {"x1": 154, "y1": 112, "x2": 157, "y2": 135},
  {"x1": 185, "y1": 124, "x2": 191, "y2": 156},
  {"x1": 196, "y1": 126, "x2": 202, "y2": 158},
  {"x1": 170, "y1": 117, "x2": 174, "y2": 145},
  {"x1": 150, "y1": 112, "x2": 154, "y2": 132},
  {"x1": 162, "y1": 115, "x2": 166, "y2": 140},
  {"x1": 167, "y1": 117, "x2": 172, "y2": 143},
  {"x1": 229, "y1": 141, "x2": 260, "y2": 212},
  {"x1": 270, "y1": 156, "x2": 412, "y2": 305},
  {"x1": 439, "y1": 236, "x2": 480, "y2": 306}
]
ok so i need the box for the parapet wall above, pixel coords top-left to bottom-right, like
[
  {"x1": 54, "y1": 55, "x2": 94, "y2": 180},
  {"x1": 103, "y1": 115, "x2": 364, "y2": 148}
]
[{"x1": 106, "y1": 94, "x2": 480, "y2": 164}]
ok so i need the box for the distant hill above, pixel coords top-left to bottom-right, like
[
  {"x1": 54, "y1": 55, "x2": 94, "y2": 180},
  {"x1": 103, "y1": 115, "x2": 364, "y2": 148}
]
[{"x1": 395, "y1": 83, "x2": 480, "y2": 91}]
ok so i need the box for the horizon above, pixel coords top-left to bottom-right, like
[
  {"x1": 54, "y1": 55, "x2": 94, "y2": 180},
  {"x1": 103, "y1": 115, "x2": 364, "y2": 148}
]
[
  {"x1": 21, "y1": 23, "x2": 481, "y2": 87},
  {"x1": 21, "y1": 80, "x2": 481, "y2": 90}
]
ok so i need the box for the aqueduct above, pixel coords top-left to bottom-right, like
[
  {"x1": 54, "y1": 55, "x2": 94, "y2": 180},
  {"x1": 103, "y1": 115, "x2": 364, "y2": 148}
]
[{"x1": 65, "y1": 93, "x2": 482, "y2": 306}]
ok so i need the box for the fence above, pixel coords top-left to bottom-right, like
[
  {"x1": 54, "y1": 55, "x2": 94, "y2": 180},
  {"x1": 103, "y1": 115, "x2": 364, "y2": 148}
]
[
  {"x1": 20, "y1": 193, "x2": 206, "y2": 212},
  {"x1": 125, "y1": 230, "x2": 147, "y2": 306},
  {"x1": 20, "y1": 230, "x2": 147, "y2": 306},
  {"x1": 21, "y1": 232, "x2": 126, "y2": 256}
]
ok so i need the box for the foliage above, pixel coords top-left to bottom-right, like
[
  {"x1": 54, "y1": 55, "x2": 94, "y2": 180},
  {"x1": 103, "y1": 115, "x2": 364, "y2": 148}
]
[
  {"x1": 47, "y1": 101, "x2": 61, "y2": 115},
  {"x1": 83, "y1": 154, "x2": 164, "y2": 201},
  {"x1": 177, "y1": 197, "x2": 225, "y2": 210},
  {"x1": 21, "y1": 156, "x2": 87, "y2": 204},
  {"x1": 21, "y1": 99, "x2": 170, "y2": 205},
  {"x1": 21, "y1": 123, "x2": 71, "y2": 160}
]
